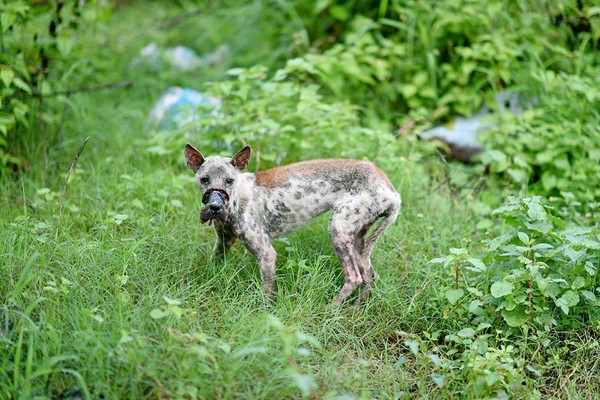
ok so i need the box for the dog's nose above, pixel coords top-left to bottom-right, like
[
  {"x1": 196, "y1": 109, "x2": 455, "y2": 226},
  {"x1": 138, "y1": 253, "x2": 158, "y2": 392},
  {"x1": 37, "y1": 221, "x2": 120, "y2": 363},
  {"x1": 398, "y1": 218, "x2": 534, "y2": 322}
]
[{"x1": 207, "y1": 202, "x2": 222, "y2": 212}]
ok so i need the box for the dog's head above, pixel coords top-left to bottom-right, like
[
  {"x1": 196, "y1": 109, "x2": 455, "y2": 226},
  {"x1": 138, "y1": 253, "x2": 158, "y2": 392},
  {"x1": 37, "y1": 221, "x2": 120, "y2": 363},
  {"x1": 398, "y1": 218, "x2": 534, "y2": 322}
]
[{"x1": 184, "y1": 144, "x2": 251, "y2": 224}]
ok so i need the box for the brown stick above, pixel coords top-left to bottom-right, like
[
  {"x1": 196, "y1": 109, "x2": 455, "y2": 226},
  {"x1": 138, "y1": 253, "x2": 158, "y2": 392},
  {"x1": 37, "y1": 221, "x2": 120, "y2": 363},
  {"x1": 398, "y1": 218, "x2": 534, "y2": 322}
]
[
  {"x1": 455, "y1": 258, "x2": 460, "y2": 290},
  {"x1": 55, "y1": 137, "x2": 90, "y2": 240}
]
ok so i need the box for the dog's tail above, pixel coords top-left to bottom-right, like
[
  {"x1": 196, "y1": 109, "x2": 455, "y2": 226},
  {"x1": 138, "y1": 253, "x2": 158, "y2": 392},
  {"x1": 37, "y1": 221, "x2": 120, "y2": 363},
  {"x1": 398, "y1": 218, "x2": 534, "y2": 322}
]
[{"x1": 362, "y1": 194, "x2": 401, "y2": 259}]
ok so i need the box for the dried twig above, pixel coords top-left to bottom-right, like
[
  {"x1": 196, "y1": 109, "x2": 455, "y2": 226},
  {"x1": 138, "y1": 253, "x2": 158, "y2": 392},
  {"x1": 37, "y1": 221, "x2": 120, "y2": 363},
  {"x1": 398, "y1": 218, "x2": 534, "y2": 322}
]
[{"x1": 55, "y1": 136, "x2": 90, "y2": 240}]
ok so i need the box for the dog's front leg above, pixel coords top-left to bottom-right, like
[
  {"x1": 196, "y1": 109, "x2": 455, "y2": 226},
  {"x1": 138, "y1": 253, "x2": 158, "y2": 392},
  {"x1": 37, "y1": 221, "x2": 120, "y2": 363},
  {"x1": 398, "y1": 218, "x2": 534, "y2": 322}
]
[
  {"x1": 239, "y1": 232, "x2": 277, "y2": 297},
  {"x1": 213, "y1": 221, "x2": 237, "y2": 259}
]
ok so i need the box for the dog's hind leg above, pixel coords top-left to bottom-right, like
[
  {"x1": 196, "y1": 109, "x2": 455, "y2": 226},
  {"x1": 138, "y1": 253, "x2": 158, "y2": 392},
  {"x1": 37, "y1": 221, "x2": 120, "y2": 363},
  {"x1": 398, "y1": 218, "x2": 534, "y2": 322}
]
[
  {"x1": 362, "y1": 196, "x2": 401, "y2": 261},
  {"x1": 357, "y1": 196, "x2": 401, "y2": 302},
  {"x1": 354, "y1": 224, "x2": 376, "y2": 303},
  {"x1": 329, "y1": 213, "x2": 366, "y2": 305}
]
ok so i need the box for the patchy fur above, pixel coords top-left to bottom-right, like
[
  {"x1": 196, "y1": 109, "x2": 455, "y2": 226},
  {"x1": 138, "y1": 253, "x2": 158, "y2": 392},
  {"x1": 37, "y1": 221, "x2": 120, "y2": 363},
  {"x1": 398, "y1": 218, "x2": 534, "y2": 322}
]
[{"x1": 185, "y1": 144, "x2": 401, "y2": 305}]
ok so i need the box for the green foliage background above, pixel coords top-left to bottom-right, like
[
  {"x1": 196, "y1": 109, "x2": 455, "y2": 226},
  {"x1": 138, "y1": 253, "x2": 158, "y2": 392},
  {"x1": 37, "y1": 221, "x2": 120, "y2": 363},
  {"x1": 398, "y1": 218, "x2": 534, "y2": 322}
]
[{"x1": 0, "y1": 0, "x2": 599, "y2": 398}]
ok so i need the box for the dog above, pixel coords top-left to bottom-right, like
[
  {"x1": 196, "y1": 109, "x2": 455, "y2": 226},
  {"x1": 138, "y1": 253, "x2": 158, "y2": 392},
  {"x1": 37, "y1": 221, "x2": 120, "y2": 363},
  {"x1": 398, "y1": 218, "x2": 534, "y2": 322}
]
[{"x1": 185, "y1": 144, "x2": 401, "y2": 305}]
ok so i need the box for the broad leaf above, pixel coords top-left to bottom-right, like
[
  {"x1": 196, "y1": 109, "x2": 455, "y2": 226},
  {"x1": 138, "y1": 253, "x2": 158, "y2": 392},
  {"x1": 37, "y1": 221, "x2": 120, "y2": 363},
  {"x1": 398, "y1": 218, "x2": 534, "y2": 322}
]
[{"x1": 491, "y1": 280, "x2": 514, "y2": 298}]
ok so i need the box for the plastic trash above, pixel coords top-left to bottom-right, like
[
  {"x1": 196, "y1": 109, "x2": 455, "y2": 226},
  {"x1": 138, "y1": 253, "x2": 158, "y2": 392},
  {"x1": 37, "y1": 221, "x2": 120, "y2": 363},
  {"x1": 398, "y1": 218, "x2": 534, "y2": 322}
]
[
  {"x1": 418, "y1": 114, "x2": 486, "y2": 163},
  {"x1": 200, "y1": 44, "x2": 230, "y2": 66},
  {"x1": 418, "y1": 91, "x2": 533, "y2": 163},
  {"x1": 163, "y1": 46, "x2": 202, "y2": 70},
  {"x1": 148, "y1": 87, "x2": 220, "y2": 130},
  {"x1": 133, "y1": 43, "x2": 229, "y2": 71}
]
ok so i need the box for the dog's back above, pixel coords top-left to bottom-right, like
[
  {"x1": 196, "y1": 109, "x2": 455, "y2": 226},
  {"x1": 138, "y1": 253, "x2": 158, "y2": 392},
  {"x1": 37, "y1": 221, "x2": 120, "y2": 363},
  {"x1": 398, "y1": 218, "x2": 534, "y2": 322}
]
[
  {"x1": 255, "y1": 159, "x2": 395, "y2": 191},
  {"x1": 249, "y1": 159, "x2": 399, "y2": 239}
]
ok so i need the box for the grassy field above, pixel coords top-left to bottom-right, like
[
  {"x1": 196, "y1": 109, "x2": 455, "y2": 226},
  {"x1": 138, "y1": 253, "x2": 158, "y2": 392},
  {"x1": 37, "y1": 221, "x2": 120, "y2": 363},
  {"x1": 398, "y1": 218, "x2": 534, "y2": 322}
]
[{"x1": 1, "y1": 1, "x2": 599, "y2": 399}]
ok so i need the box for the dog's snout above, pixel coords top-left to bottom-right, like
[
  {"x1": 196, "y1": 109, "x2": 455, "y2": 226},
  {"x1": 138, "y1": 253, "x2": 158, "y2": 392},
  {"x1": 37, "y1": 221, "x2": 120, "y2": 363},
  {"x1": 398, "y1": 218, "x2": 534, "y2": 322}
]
[
  {"x1": 203, "y1": 190, "x2": 226, "y2": 205},
  {"x1": 208, "y1": 202, "x2": 222, "y2": 212},
  {"x1": 200, "y1": 190, "x2": 228, "y2": 224}
]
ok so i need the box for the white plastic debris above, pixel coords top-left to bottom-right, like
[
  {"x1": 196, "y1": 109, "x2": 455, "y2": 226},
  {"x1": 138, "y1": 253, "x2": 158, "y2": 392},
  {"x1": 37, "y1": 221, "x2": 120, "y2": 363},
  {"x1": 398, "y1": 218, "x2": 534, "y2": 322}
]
[
  {"x1": 418, "y1": 91, "x2": 533, "y2": 162},
  {"x1": 200, "y1": 44, "x2": 231, "y2": 66},
  {"x1": 148, "y1": 87, "x2": 220, "y2": 130},
  {"x1": 163, "y1": 46, "x2": 203, "y2": 70},
  {"x1": 133, "y1": 43, "x2": 230, "y2": 71}
]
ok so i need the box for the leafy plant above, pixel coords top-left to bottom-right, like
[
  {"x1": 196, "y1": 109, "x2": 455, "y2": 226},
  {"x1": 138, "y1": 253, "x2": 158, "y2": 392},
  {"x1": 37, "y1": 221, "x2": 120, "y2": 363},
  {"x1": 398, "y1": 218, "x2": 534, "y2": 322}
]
[
  {"x1": 0, "y1": 0, "x2": 103, "y2": 171},
  {"x1": 479, "y1": 70, "x2": 600, "y2": 208},
  {"x1": 433, "y1": 196, "x2": 599, "y2": 331},
  {"x1": 185, "y1": 63, "x2": 388, "y2": 168},
  {"x1": 281, "y1": 0, "x2": 597, "y2": 127},
  {"x1": 486, "y1": 196, "x2": 599, "y2": 329}
]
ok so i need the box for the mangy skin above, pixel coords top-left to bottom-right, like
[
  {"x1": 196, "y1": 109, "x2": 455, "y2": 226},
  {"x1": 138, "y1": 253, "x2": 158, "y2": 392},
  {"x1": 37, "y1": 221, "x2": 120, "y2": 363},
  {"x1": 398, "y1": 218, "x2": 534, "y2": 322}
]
[{"x1": 185, "y1": 144, "x2": 401, "y2": 305}]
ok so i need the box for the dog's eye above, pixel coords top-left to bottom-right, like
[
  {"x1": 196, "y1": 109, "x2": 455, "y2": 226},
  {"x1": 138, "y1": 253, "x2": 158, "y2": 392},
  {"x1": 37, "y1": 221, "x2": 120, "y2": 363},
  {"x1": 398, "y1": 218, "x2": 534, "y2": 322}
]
[
  {"x1": 225, "y1": 178, "x2": 234, "y2": 186},
  {"x1": 199, "y1": 176, "x2": 210, "y2": 185}
]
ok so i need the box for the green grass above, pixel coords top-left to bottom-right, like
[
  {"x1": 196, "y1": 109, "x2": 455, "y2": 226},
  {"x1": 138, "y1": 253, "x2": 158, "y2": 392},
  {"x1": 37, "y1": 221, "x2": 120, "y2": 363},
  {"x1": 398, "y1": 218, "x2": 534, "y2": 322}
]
[{"x1": 1, "y1": 1, "x2": 599, "y2": 399}]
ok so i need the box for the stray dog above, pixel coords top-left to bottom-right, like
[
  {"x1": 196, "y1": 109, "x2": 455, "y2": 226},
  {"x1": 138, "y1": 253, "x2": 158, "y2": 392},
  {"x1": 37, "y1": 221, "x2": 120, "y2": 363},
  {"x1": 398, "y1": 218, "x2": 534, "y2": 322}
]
[{"x1": 185, "y1": 144, "x2": 401, "y2": 305}]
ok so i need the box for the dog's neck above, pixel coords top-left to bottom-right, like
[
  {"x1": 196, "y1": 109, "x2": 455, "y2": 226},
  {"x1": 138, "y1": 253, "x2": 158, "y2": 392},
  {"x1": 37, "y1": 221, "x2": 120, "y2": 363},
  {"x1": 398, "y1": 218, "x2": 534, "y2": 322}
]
[{"x1": 228, "y1": 173, "x2": 256, "y2": 215}]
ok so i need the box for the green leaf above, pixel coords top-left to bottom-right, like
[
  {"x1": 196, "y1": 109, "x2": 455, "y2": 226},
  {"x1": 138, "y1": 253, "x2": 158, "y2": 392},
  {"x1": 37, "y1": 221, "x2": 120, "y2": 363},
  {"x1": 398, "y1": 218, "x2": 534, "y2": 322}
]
[
  {"x1": 555, "y1": 298, "x2": 569, "y2": 315},
  {"x1": 560, "y1": 290, "x2": 579, "y2": 307},
  {"x1": 456, "y1": 327, "x2": 475, "y2": 338},
  {"x1": 57, "y1": 34, "x2": 75, "y2": 56},
  {"x1": 163, "y1": 296, "x2": 181, "y2": 306},
  {"x1": 571, "y1": 276, "x2": 586, "y2": 290},
  {"x1": 469, "y1": 299, "x2": 484, "y2": 316},
  {"x1": 466, "y1": 258, "x2": 485, "y2": 271},
  {"x1": 501, "y1": 307, "x2": 529, "y2": 327},
  {"x1": 12, "y1": 77, "x2": 31, "y2": 94},
  {"x1": 112, "y1": 214, "x2": 128, "y2": 225},
  {"x1": 329, "y1": 4, "x2": 350, "y2": 21},
  {"x1": 483, "y1": 149, "x2": 508, "y2": 172},
  {"x1": 170, "y1": 305, "x2": 183, "y2": 318},
  {"x1": 0, "y1": 112, "x2": 16, "y2": 136},
  {"x1": 0, "y1": 67, "x2": 15, "y2": 88},
  {"x1": 517, "y1": 232, "x2": 530, "y2": 244},
  {"x1": 431, "y1": 373, "x2": 445, "y2": 388},
  {"x1": 149, "y1": 308, "x2": 169, "y2": 319},
  {"x1": 427, "y1": 353, "x2": 440, "y2": 366},
  {"x1": 449, "y1": 247, "x2": 468, "y2": 255},
  {"x1": 490, "y1": 280, "x2": 514, "y2": 298},
  {"x1": 404, "y1": 340, "x2": 420, "y2": 356},
  {"x1": 226, "y1": 68, "x2": 245, "y2": 76},
  {"x1": 507, "y1": 168, "x2": 527, "y2": 183},
  {"x1": 581, "y1": 291, "x2": 597, "y2": 303},
  {"x1": 1, "y1": 11, "x2": 17, "y2": 32},
  {"x1": 541, "y1": 172, "x2": 557, "y2": 191},
  {"x1": 445, "y1": 288, "x2": 464, "y2": 305},
  {"x1": 523, "y1": 197, "x2": 547, "y2": 221},
  {"x1": 400, "y1": 84, "x2": 417, "y2": 98},
  {"x1": 532, "y1": 243, "x2": 553, "y2": 251},
  {"x1": 585, "y1": 261, "x2": 596, "y2": 276},
  {"x1": 524, "y1": 220, "x2": 552, "y2": 235}
]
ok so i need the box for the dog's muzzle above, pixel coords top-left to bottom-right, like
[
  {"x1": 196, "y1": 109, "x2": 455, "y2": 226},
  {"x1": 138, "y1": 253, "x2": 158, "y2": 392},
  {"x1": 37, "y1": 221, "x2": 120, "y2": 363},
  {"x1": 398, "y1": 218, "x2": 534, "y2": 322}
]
[{"x1": 200, "y1": 189, "x2": 228, "y2": 224}]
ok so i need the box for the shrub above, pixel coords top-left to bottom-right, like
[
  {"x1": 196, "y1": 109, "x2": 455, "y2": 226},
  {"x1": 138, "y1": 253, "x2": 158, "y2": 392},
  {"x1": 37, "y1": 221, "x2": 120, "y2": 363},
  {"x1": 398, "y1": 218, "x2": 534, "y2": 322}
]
[
  {"x1": 0, "y1": 0, "x2": 103, "y2": 171},
  {"x1": 479, "y1": 70, "x2": 600, "y2": 208},
  {"x1": 177, "y1": 63, "x2": 389, "y2": 167},
  {"x1": 432, "y1": 196, "x2": 599, "y2": 332}
]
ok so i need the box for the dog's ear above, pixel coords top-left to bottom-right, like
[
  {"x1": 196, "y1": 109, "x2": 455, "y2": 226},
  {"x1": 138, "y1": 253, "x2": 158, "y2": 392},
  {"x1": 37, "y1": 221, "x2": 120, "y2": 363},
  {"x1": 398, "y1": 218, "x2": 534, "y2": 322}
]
[
  {"x1": 185, "y1": 144, "x2": 205, "y2": 172},
  {"x1": 231, "y1": 145, "x2": 251, "y2": 170}
]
